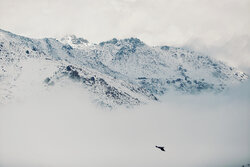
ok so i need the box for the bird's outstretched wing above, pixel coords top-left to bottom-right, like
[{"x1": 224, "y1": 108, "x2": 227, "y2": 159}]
[{"x1": 155, "y1": 146, "x2": 165, "y2": 152}]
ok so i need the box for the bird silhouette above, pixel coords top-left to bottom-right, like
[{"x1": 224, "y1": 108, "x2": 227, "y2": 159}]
[{"x1": 155, "y1": 146, "x2": 165, "y2": 151}]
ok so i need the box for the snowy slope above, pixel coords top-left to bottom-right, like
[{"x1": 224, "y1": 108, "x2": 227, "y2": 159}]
[
  {"x1": 0, "y1": 29, "x2": 248, "y2": 107},
  {"x1": 80, "y1": 38, "x2": 248, "y2": 94}
]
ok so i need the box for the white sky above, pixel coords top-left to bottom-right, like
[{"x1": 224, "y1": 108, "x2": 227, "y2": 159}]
[{"x1": 0, "y1": 0, "x2": 250, "y2": 72}]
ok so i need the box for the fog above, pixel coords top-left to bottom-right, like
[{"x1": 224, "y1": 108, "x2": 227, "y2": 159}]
[{"x1": 0, "y1": 81, "x2": 249, "y2": 167}]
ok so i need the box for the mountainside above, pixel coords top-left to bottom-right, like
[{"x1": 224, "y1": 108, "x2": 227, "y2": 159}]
[{"x1": 0, "y1": 29, "x2": 248, "y2": 107}]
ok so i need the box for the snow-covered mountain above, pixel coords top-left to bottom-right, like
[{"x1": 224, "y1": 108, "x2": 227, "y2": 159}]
[{"x1": 0, "y1": 29, "x2": 248, "y2": 107}]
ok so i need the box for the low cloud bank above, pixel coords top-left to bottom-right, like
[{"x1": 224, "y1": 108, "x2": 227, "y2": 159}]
[{"x1": 0, "y1": 81, "x2": 249, "y2": 167}]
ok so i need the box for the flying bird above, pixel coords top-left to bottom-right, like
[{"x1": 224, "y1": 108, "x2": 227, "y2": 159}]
[{"x1": 155, "y1": 146, "x2": 165, "y2": 152}]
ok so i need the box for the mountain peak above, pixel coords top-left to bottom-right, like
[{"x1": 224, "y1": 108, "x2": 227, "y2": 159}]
[
  {"x1": 60, "y1": 34, "x2": 89, "y2": 48},
  {"x1": 99, "y1": 37, "x2": 145, "y2": 47},
  {"x1": 123, "y1": 37, "x2": 145, "y2": 46}
]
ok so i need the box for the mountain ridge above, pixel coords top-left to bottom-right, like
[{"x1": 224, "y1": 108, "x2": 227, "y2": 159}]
[{"x1": 0, "y1": 29, "x2": 248, "y2": 107}]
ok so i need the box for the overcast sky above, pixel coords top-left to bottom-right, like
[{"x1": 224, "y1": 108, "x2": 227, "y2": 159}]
[{"x1": 0, "y1": 0, "x2": 250, "y2": 72}]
